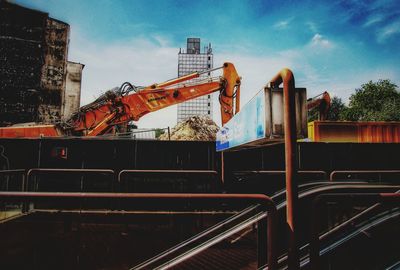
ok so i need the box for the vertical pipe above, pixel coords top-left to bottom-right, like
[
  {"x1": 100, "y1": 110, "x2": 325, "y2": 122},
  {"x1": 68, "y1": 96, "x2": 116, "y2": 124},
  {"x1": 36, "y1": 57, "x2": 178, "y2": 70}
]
[
  {"x1": 269, "y1": 68, "x2": 299, "y2": 269},
  {"x1": 168, "y1": 126, "x2": 171, "y2": 140}
]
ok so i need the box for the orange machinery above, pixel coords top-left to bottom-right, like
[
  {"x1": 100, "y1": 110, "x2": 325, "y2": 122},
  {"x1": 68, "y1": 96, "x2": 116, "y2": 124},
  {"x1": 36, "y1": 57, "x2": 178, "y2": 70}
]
[
  {"x1": 0, "y1": 63, "x2": 241, "y2": 138},
  {"x1": 306, "y1": 92, "x2": 400, "y2": 142},
  {"x1": 306, "y1": 91, "x2": 331, "y2": 121}
]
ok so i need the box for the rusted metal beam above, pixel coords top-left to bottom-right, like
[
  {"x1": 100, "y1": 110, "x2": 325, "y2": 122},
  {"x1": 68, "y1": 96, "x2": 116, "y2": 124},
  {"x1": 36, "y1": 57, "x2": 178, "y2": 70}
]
[{"x1": 269, "y1": 68, "x2": 299, "y2": 270}]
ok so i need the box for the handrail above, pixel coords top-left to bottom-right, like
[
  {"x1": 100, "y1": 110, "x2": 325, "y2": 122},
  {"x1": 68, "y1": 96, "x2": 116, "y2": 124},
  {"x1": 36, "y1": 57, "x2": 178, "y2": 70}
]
[
  {"x1": 272, "y1": 184, "x2": 400, "y2": 269},
  {"x1": 0, "y1": 192, "x2": 278, "y2": 270},
  {"x1": 133, "y1": 204, "x2": 262, "y2": 269},
  {"x1": 319, "y1": 189, "x2": 400, "y2": 242},
  {"x1": 276, "y1": 183, "x2": 400, "y2": 210},
  {"x1": 154, "y1": 212, "x2": 267, "y2": 270},
  {"x1": 310, "y1": 193, "x2": 400, "y2": 270},
  {"x1": 26, "y1": 168, "x2": 115, "y2": 192},
  {"x1": 330, "y1": 170, "x2": 400, "y2": 181}
]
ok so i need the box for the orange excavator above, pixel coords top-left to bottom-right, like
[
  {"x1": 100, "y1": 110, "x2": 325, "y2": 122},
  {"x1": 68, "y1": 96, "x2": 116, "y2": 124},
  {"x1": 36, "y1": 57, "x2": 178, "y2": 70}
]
[
  {"x1": 0, "y1": 63, "x2": 241, "y2": 138},
  {"x1": 307, "y1": 91, "x2": 331, "y2": 120}
]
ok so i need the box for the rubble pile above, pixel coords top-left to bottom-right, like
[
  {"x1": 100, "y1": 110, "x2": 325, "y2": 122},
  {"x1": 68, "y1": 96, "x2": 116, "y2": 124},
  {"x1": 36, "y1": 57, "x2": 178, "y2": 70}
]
[{"x1": 160, "y1": 115, "x2": 220, "y2": 141}]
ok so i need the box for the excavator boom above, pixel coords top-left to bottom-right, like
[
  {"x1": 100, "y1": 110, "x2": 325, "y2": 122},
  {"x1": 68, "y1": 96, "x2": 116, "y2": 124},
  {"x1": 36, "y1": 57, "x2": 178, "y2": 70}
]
[
  {"x1": 0, "y1": 62, "x2": 241, "y2": 138},
  {"x1": 307, "y1": 91, "x2": 331, "y2": 121}
]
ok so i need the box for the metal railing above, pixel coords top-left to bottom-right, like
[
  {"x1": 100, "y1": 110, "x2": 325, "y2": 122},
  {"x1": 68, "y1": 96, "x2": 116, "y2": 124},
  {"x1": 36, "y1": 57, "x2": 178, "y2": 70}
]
[
  {"x1": 271, "y1": 184, "x2": 400, "y2": 270},
  {"x1": 0, "y1": 192, "x2": 278, "y2": 270},
  {"x1": 133, "y1": 204, "x2": 265, "y2": 269},
  {"x1": 26, "y1": 168, "x2": 115, "y2": 192}
]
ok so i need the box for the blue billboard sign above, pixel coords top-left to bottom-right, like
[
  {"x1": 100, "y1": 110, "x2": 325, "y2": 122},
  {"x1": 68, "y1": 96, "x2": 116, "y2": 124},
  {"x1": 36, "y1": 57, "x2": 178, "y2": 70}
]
[{"x1": 216, "y1": 89, "x2": 266, "y2": 151}]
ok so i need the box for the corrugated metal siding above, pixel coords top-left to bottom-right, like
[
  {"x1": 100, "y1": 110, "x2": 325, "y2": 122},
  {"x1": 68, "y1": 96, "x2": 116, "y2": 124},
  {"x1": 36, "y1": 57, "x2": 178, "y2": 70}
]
[
  {"x1": 358, "y1": 123, "x2": 400, "y2": 143},
  {"x1": 308, "y1": 121, "x2": 400, "y2": 143}
]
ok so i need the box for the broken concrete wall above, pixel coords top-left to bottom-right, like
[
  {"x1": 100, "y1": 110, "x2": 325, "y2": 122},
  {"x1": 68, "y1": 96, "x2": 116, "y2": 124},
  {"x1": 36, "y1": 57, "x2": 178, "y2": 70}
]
[
  {"x1": 62, "y1": 61, "x2": 83, "y2": 120},
  {"x1": 0, "y1": 1, "x2": 78, "y2": 126},
  {"x1": 39, "y1": 17, "x2": 69, "y2": 123}
]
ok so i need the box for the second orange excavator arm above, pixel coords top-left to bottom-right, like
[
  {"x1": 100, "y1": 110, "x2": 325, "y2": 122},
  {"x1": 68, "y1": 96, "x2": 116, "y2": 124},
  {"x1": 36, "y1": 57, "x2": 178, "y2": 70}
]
[
  {"x1": 307, "y1": 91, "x2": 331, "y2": 121},
  {"x1": 68, "y1": 62, "x2": 241, "y2": 136}
]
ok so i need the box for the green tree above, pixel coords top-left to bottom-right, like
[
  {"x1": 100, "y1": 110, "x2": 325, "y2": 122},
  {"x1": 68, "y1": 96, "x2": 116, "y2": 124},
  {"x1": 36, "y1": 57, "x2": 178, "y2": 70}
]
[
  {"x1": 327, "y1": 97, "x2": 347, "y2": 120},
  {"x1": 341, "y1": 79, "x2": 400, "y2": 121}
]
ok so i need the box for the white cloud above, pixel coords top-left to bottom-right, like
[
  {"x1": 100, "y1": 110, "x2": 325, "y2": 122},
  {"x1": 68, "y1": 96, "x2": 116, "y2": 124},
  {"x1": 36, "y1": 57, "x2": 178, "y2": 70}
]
[
  {"x1": 363, "y1": 14, "x2": 384, "y2": 27},
  {"x1": 310, "y1": 33, "x2": 334, "y2": 49},
  {"x1": 377, "y1": 20, "x2": 400, "y2": 43},
  {"x1": 273, "y1": 18, "x2": 293, "y2": 30}
]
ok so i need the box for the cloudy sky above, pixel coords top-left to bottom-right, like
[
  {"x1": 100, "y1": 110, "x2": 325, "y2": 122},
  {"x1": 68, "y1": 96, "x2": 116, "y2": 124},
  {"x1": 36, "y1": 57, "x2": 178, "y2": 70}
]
[{"x1": 16, "y1": 0, "x2": 400, "y2": 128}]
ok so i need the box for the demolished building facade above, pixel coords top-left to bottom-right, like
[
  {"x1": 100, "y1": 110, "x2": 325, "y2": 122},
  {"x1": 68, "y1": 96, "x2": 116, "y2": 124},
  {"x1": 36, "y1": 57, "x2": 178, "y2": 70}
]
[{"x1": 0, "y1": 1, "x2": 83, "y2": 126}]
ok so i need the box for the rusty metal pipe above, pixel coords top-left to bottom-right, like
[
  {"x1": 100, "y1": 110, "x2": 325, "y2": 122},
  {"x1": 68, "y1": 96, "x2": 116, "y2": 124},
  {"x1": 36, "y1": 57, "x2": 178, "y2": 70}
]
[
  {"x1": 0, "y1": 191, "x2": 278, "y2": 269},
  {"x1": 269, "y1": 68, "x2": 299, "y2": 270},
  {"x1": 310, "y1": 193, "x2": 400, "y2": 270}
]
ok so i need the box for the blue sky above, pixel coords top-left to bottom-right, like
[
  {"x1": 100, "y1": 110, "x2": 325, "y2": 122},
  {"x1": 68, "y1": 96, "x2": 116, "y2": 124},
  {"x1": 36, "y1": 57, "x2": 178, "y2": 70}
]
[{"x1": 15, "y1": 0, "x2": 400, "y2": 127}]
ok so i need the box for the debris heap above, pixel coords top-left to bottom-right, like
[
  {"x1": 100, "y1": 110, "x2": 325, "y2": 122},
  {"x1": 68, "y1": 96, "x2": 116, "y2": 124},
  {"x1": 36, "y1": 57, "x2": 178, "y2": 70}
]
[{"x1": 160, "y1": 115, "x2": 220, "y2": 141}]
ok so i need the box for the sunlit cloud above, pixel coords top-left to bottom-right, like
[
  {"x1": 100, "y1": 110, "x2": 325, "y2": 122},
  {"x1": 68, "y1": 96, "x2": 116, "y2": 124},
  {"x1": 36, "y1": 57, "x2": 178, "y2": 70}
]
[
  {"x1": 363, "y1": 14, "x2": 384, "y2": 27},
  {"x1": 377, "y1": 20, "x2": 400, "y2": 43},
  {"x1": 273, "y1": 18, "x2": 293, "y2": 30},
  {"x1": 310, "y1": 33, "x2": 334, "y2": 49}
]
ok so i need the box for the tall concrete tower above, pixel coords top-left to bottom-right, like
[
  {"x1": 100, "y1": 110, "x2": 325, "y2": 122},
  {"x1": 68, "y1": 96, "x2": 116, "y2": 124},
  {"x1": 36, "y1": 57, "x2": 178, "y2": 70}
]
[{"x1": 177, "y1": 38, "x2": 213, "y2": 122}]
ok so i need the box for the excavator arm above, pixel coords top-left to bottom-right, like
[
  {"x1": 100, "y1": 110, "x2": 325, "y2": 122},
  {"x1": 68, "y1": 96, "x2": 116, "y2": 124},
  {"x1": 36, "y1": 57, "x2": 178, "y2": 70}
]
[
  {"x1": 307, "y1": 91, "x2": 331, "y2": 121},
  {"x1": 0, "y1": 63, "x2": 241, "y2": 138},
  {"x1": 67, "y1": 62, "x2": 240, "y2": 136}
]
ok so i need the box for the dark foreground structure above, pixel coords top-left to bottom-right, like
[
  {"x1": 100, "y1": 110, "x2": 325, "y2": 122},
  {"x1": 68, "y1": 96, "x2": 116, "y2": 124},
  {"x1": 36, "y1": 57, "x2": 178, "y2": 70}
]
[{"x1": 0, "y1": 138, "x2": 399, "y2": 269}]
